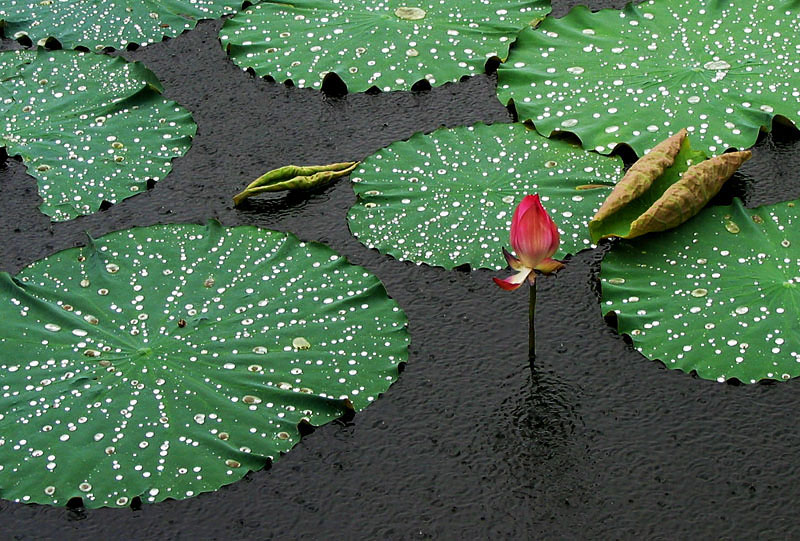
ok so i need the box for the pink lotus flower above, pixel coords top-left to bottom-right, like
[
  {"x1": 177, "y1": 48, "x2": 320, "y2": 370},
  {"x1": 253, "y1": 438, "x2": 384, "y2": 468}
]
[{"x1": 494, "y1": 194, "x2": 564, "y2": 291}]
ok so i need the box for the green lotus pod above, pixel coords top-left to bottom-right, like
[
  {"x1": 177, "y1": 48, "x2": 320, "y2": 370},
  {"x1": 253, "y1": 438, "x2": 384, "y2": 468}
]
[
  {"x1": 589, "y1": 133, "x2": 751, "y2": 241},
  {"x1": 233, "y1": 162, "x2": 359, "y2": 206}
]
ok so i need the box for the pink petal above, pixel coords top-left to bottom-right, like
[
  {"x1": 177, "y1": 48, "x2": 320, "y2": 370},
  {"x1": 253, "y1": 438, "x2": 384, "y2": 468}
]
[
  {"x1": 534, "y1": 257, "x2": 565, "y2": 274},
  {"x1": 502, "y1": 247, "x2": 523, "y2": 271},
  {"x1": 509, "y1": 194, "x2": 539, "y2": 243},
  {"x1": 511, "y1": 195, "x2": 561, "y2": 268},
  {"x1": 493, "y1": 268, "x2": 532, "y2": 291}
]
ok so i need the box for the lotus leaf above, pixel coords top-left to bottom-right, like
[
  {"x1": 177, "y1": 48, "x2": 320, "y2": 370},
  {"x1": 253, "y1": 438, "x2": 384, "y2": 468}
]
[
  {"x1": 348, "y1": 123, "x2": 623, "y2": 270},
  {"x1": 0, "y1": 49, "x2": 195, "y2": 221},
  {"x1": 600, "y1": 198, "x2": 800, "y2": 383},
  {"x1": 497, "y1": 0, "x2": 800, "y2": 156},
  {"x1": 0, "y1": 221, "x2": 408, "y2": 507},
  {"x1": 220, "y1": 0, "x2": 550, "y2": 92},
  {"x1": 1, "y1": 0, "x2": 246, "y2": 50}
]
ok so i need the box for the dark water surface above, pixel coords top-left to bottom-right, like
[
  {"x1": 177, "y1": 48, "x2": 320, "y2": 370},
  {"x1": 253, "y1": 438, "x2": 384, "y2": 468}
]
[{"x1": 2, "y1": 1, "x2": 800, "y2": 538}]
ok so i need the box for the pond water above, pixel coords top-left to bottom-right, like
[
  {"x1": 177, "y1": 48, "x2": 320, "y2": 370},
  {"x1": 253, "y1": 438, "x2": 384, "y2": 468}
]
[{"x1": 2, "y1": 1, "x2": 800, "y2": 537}]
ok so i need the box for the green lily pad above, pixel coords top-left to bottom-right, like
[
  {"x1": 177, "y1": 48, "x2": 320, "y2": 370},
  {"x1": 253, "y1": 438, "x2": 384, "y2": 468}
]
[
  {"x1": 497, "y1": 0, "x2": 800, "y2": 156},
  {"x1": 220, "y1": 0, "x2": 550, "y2": 92},
  {"x1": 0, "y1": 221, "x2": 408, "y2": 507},
  {"x1": 0, "y1": 1, "x2": 245, "y2": 50},
  {"x1": 0, "y1": 49, "x2": 195, "y2": 222},
  {"x1": 347, "y1": 123, "x2": 623, "y2": 270},
  {"x1": 600, "y1": 198, "x2": 800, "y2": 383}
]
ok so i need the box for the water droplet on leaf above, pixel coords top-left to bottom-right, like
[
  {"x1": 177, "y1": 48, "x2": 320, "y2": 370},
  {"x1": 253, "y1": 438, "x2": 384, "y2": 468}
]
[
  {"x1": 293, "y1": 337, "x2": 311, "y2": 350},
  {"x1": 703, "y1": 60, "x2": 731, "y2": 71},
  {"x1": 394, "y1": 7, "x2": 426, "y2": 20}
]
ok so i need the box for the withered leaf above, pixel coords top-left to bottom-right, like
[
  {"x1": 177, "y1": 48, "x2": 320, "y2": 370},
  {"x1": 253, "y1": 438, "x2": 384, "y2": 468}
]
[
  {"x1": 627, "y1": 150, "x2": 751, "y2": 237},
  {"x1": 589, "y1": 131, "x2": 751, "y2": 241},
  {"x1": 593, "y1": 129, "x2": 687, "y2": 223}
]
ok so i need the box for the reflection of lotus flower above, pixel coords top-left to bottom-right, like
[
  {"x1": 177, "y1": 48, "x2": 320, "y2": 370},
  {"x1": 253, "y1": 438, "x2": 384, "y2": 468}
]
[{"x1": 494, "y1": 194, "x2": 564, "y2": 290}]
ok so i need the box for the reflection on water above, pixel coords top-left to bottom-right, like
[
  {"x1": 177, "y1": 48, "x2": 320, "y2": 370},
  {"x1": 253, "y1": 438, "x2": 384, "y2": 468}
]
[
  {"x1": 475, "y1": 364, "x2": 593, "y2": 530},
  {"x1": 493, "y1": 366, "x2": 581, "y2": 472}
]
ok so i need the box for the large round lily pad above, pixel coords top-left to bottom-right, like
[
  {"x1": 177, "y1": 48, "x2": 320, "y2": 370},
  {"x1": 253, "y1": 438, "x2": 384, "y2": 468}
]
[
  {"x1": 0, "y1": 0, "x2": 246, "y2": 50},
  {"x1": 497, "y1": 0, "x2": 800, "y2": 156},
  {"x1": 347, "y1": 122, "x2": 623, "y2": 270},
  {"x1": 601, "y1": 198, "x2": 800, "y2": 383},
  {"x1": 0, "y1": 221, "x2": 408, "y2": 507},
  {"x1": 220, "y1": 0, "x2": 550, "y2": 92},
  {"x1": 0, "y1": 49, "x2": 195, "y2": 222}
]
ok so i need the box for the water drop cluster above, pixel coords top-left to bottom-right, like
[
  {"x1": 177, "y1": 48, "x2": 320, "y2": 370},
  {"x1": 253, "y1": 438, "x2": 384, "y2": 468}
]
[
  {"x1": 0, "y1": 221, "x2": 408, "y2": 507},
  {"x1": 220, "y1": 0, "x2": 551, "y2": 92},
  {"x1": 348, "y1": 123, "x2": 622, "y2": 270}
]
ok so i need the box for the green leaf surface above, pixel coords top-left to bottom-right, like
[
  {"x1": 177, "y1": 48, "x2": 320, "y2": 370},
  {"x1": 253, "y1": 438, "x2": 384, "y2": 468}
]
[
  {"x1": 0, "y1": 221, "x2": 408, "y2": 507},
  {"x1": 600, "y1": 198, "x2": 800, "y2": 383},
  {"x1": 0, "y1": 0, "x2": 245, "y2": 50},
  {"x1": 220, "y1": 0, "x2": 551, "y2": 92},
  {"x1": 0, "y1": 50, "x2": 195, "y2": 222},
  {"x1": 347, "y1": 123, "x2": 623, "y2": 270},
  {"x1": 497, "y1": 0, "x2": 800, "y2": 156}
]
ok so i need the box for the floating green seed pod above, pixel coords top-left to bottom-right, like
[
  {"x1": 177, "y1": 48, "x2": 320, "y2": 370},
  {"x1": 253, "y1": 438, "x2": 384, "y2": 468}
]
[{"x1": 233, "y1": 162, "x2": 359, "y2": 205}]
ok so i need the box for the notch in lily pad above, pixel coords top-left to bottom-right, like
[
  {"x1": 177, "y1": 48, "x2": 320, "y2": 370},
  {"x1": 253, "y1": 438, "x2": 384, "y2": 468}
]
[
  {"x1": 589, "y1": 129, "x2": 752, "y2": 241},
  {"x1": 233, "y1": 162, "x2": 358, "y2": 206}
]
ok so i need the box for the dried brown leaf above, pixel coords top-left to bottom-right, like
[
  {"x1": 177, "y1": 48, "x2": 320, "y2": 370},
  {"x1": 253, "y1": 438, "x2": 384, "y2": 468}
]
[
  {"x1": 628, "y1": 150, "x2": 752, "y2": 237},
  {"x1": 592, "y1": 129, "x2": 687, "y2": 222}
]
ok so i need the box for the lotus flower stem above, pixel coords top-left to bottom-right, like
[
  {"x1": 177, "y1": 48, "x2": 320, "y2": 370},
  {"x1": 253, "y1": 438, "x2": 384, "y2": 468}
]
[{"x1": 529, "y1": 281, "x2": 536, "y2": 363}]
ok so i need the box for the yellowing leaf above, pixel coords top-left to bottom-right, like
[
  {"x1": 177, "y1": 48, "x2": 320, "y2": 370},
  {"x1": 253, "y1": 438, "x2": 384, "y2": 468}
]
[
  {"x1": 592, "y1": 129, "x2": 687, "y2": 223},
  {"x1": 627, "y1": 150, "x2": 752, "y2": 238},
  {"x1": 589, "y1": 132, "x2": 751, "y2": 240}
]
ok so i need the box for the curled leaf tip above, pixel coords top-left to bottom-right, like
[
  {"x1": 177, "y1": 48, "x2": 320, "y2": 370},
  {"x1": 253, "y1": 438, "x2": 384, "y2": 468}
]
[
  {"x1": 502, "y1": 246, "x2": 523, "y2": 271},
  {"x1": 593, "y1": 129, "x2": 687, "y2": 223}
]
